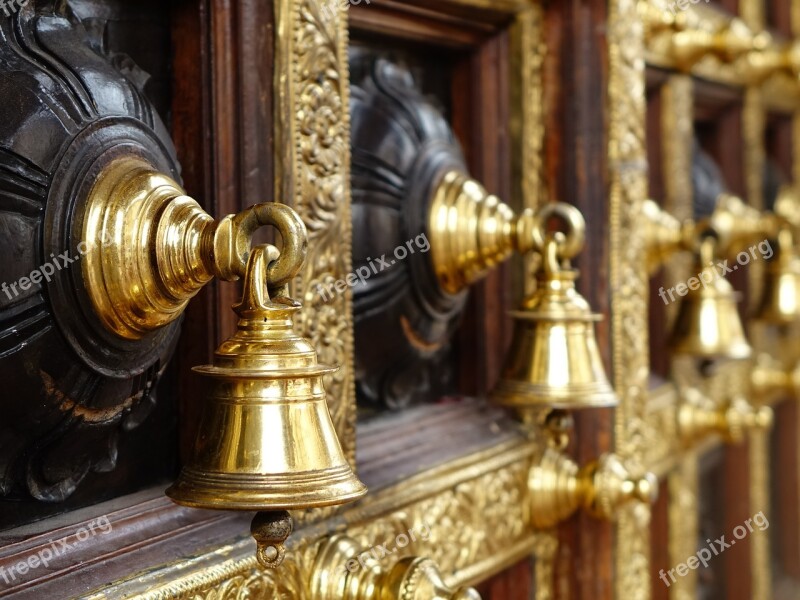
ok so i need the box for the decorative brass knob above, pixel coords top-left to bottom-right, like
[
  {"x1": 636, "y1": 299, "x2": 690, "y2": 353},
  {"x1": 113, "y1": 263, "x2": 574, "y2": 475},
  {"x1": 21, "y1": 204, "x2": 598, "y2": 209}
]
[
  {"x1": 528, "y1": 448, "x2": 657, "y2": 529},
  {"x1": 737, "y1": 35, "x2": 800, "y2": 83},
  {"x1": 428, "y1": 170, "x2": 585, "y2": 294},
  {"x1": 751, "y1": 353, "x2": 800, "y2": 400},
  {"x1": 669, "y1": 18, "x2": 755, "y2": 71},
  {"x1": 310, "y1": 535, "x2": 481, "y2": 600},
  {"x1": 642, "y1": 194, "x2": 782, "y2": 271},
  {"x1": 678, "y1": 389, "x2": 773, "y2": 446},
  {"x1": 83, "y1": 156, "x2": 308, "y2": 339},
  {"x1": 641, "y1": 199, "x2": 696, "y2": 273}
]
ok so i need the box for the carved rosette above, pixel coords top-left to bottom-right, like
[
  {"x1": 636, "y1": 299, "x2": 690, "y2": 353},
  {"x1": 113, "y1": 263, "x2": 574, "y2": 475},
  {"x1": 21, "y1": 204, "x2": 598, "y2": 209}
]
[
  {"x1": 0, "y1": 2, "x2": 180, "y2": 508},
  {"x1": 274, "y1": 0, "x2": 356, "y2": 463}
]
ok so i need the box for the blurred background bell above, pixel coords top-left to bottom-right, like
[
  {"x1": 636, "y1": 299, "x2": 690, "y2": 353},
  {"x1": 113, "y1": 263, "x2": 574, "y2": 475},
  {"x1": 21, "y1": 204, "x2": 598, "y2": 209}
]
[
  {"x1": 167, "y1": 246, "x2": 366, "y2": 513},
  {"x1": 671, "y1": 240, "x2": 752, "y2": 360},
  {"x1": 491, "y1": 235, "x2": 618, "y2": 411},
  {"x1": 755, "y1": 230, "x2": 800, "y2": 325}
]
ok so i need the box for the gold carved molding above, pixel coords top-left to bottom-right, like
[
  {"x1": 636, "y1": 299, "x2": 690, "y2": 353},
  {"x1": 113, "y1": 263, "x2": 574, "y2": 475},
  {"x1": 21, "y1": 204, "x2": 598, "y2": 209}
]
[
  {"x1": 510, "y1": 3, "x2": 546, "y2": 296},
  {"x1": 641, "y1": 0, "x2": 800, "y2": 108},
  {"x1": 86, "y1": 0, "x2": 553, "y2": 597},
  {"x1": 648, "y1": 27, "x2": 779, "y2": 594},
  {"x1": 81, "y1": 440, "x2": 542, "y2": 599},
  {"x1": 274, "y1": 0, "x2": 357, "y2": 464},
  {"x1": 657, "y1": 73, "x2": 703, "y2": 600},
  {"x1": 608, "y1": 1, "x2": 653, "y2": 599}
]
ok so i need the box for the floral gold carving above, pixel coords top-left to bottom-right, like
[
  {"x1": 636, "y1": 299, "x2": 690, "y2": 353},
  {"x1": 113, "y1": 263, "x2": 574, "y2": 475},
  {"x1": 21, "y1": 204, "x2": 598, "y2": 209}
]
[
  {"x1": 608, "y1": 0, "x2": 653, "y2": 598},
  {"x1": 274, "y1": 0, "x2": 356, "y2": 463}
]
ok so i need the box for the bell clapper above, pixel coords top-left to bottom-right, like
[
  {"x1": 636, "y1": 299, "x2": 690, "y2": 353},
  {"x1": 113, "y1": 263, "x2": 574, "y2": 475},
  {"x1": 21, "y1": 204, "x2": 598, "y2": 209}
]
[{"x1": 251, "y1": 510, "x2": 294, "y2": 568}]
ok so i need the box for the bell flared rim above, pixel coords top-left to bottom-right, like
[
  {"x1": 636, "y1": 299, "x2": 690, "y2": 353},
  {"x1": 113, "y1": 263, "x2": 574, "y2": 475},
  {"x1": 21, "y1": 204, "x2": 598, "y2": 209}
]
[
  {"x1": 671, "y1": 339, "x2": 753, "y2": 361},
  {"x1": 166, "y1": 464, "x2": 368, "y2": 511},
  {"x1": 491, "y1": 378, "x2": 619, "y2": 410},
  {"x1": 192, "y1": 363, "x2": 338, "y2": 379}
]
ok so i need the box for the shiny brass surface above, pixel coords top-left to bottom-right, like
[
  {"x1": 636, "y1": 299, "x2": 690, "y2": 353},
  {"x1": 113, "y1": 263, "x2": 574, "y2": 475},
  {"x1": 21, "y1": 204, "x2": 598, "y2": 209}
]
[
  {"x1": 671, "y1": 239, "x2": 753, "y2": 360},
  {"x1": 91, "y1": 433, "x2": 543, "y2": 599},
  {"x1": 528, "y1": 448, "x2": 657, "y2": 529},
  {"x1": 642, "y1": 193, "x2": 783, "y2": 269},
  {"x1": 751, "y1": 352, "x2": 800, "y2": 401},
  {"x1": 641, "y1": 198, "x2": 695, "y2": 272},
  {"x1": 83, "y1": 157, "x2": 216, "y2": 339},
  {"x1": 678, "y1": 388, "x2": 773, "y2": 446},
  {"x1": 83, "y1": 156, "x2": 309, "y2": 340},
  {"x1": 755, "y1": 229, "x2": 800, "y2": 324},
  {"x1": 670, "y1": 18, "x2": 756, "y2": 71},
  {"x1": 737, "y1": 37, "x2": 800, "y2": 83},
  {"x1": 700, "y1": 193, "x2": 780, "y2": 257},
  {"x1": 491, "y1": 216, "x2": 618, "y2": 411},
  {"x1": 429, "y1": 170, "x2": 585, "y2": 294},
  {"x1": 310, "y1": 535, "x2": 481, "y2": 600},
  {"x1": 167, "y1": 244, "x2": 366, "y2": 565}
]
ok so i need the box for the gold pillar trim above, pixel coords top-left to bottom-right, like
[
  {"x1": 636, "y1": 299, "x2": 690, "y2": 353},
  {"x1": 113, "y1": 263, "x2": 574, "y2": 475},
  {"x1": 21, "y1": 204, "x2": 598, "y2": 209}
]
[
  {"x1": 609, "y1": 1, "x2": 653, "y2": 599},
  {"x1": 737, "y1": 0, "x2": 774, "y2": 587},
  {"x1": 80, "y1": 439, "x2": 542, "y2": 599},
  {"x1": 743, "y1": 87, "x2": 766, "y2": 307},
  {"x1": 509, "y1": 3, "x2": 546, "y2": 296},
  {"x1": 661, "y1": 75, "x2": 695, "y2": 330},
  {"x1": 657, "y1": 70, "x2": 702, "y2": 600},
  {"x1": 274, "y1": 0, "x2": 357, "y2": 465},
  {"x1": 668, "y1": 452, "x2": 699, "y2": 600}
]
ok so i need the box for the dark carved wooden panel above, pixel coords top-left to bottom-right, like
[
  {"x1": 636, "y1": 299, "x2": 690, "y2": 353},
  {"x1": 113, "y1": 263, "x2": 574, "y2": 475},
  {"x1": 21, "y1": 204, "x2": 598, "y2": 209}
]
[
  {"x1": 0, "y1": 1, "x2": 178, "y2": 527},
  {"x1": 349, "y1": 53, "x2": 468, "y2": 410}
]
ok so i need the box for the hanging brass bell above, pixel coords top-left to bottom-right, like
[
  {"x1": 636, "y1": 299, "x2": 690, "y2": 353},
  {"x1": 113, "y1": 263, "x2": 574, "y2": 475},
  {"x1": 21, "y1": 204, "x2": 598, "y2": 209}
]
[
  {"x1": 755, "y1": 230, "x2": 800, "y2": 325},
  {"x1": 671, "y1": 238, "x2": 752, "y2": 360},
  {"x1": 167, "y1": 242, "x2": 366, "y2": 566},
  {"x1": 492, "y1": 205, "x2": 618, "y2": 410}
]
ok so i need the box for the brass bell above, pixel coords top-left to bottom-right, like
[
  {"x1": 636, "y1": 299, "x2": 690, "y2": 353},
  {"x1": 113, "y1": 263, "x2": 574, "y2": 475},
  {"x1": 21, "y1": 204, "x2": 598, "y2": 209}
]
[
  {"x1": 167, "y1": 243, "x2": 367, "y2": 566},
  {"x1": 671, "y1": 238, "x2": 752, "y2": 360},
  {"x1": 756, "y1": 230, "x2": 800, "y2": 325},
  {"x1": 492, "y1": 206, "x2": 618, "y2": 410}
]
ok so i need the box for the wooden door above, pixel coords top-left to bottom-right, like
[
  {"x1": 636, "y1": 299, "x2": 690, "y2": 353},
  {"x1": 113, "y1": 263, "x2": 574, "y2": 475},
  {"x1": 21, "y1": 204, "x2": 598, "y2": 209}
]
[{"x1": 0, "y1": 1, "x2": 799, "y2": 599}]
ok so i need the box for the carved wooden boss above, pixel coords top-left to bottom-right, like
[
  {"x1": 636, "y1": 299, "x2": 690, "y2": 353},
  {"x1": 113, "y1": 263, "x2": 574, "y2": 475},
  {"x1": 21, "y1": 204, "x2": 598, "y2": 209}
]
[
  {"x1": 0, "y1": 3, "x2": 182, "y2": 507},
  {"x1": 0, "y1": 6, "x2": 489, "y2": 596}
]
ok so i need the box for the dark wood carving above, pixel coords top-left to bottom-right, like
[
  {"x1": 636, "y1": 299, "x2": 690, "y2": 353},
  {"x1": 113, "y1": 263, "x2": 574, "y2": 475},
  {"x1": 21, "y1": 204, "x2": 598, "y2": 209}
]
[
  {"x1": 0, "y1": 1, "x2": 179, "y2": 518},
  {"x1": 349, "y1": 54, "x2": 468, "y2": 410}
]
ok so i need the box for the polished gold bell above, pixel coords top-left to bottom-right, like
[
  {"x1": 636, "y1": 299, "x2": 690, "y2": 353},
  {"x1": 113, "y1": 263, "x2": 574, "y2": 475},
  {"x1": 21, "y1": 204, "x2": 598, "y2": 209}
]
[
  {"x1": 756, "y1": 230, "x2": 800, "y2": 325},
  {"x1": 492, "y1": 206, "x2": 618, "y2": 410},
  {"x1": 167, "y1": 243, "x2": 366, "y2": 566},
  {"x1": 671, "y1": 239, "x2": 752, "y2": 360}
]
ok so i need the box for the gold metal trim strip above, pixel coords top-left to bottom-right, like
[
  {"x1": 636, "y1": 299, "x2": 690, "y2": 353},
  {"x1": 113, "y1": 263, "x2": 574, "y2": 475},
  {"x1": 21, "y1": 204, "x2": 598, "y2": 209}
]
[
  {"x1": 80, "y1": 439, "x2": 539, "y2": 599},
  {"x1": 274, "y1": 0, "x2": 357, "y2": 465},
  {"x1": 609, "y1": 1, "x2": 653, "y2": 598}
]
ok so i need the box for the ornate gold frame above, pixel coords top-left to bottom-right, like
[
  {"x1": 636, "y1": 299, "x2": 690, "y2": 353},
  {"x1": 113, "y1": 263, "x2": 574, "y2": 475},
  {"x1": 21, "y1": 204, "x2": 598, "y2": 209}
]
[
  {"x1": 86, "y1": 0, "x2": 799, "y2": 595},
  {"x1": 273, "y1": 0, "x2": 357, "y2": 464},
  {"x1": 86, "y1": 0, "x2": 553, "y2": 597},
  {"x1": 634, "y1": 1, "x2": 800, "y2": 598},
  {"x1": 607, "y1": 1, "x2": 654, "y2": 597}
]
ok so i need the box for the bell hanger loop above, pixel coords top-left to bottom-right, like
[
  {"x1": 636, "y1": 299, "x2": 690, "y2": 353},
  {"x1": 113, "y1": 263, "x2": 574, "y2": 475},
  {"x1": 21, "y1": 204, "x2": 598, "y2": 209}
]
[
  {"x1": 698, "y1": 233, "x2": 718, "y2": 269},
  {"x1": 541, "y1": 232, "x2": 569, "y2": 277},
  {"x1": 529, "y1": 202, "x2": 586, "y2": 268},
  {"x1": 234, "y1": 244, "x2": 298, "y2": 318}
]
